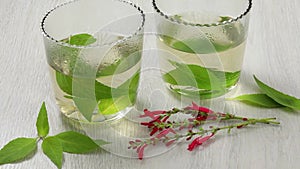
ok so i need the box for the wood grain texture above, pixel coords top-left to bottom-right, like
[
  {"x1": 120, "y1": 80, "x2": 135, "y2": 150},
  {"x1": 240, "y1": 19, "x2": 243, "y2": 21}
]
[{"x1": 1, "y1": 0, "x2": 300, "y2": 169}]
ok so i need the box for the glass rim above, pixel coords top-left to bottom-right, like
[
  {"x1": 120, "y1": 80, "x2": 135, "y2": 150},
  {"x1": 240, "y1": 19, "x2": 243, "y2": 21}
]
[
  {"x1": 40, "y1": 0, "x2": 145, "y2": 49},
  {"x1": 152, "y1": 0, "x2": 252, "y2": 27}
]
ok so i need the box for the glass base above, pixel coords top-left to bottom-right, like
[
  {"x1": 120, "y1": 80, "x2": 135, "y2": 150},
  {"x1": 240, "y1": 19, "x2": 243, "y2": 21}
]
[
  {"x1": 166, "y1": 81, "x2": 239, "y2": 100},
  {"x1": 57, "y1": 99, "x2": 133, "y2": 123}
]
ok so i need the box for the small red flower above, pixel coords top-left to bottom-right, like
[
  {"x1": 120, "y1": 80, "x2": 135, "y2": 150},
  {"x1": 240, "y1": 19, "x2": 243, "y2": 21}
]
[
  {"x1": 137, "y1": 144, "x2": 148, "y2": 160},
  {"x1": 187, "y1": 134, "x2": 214, "y2": 151}
]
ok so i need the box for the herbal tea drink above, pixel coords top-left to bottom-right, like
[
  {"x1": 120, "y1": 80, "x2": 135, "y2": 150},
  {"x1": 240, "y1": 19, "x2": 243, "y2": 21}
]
[
  {"x1": 41, "y1": 0, "x2": 145, "y2": 122},
  {"x1": 153, "y1": 0, "x2": 252, "y2": 99},
  {"x1": 47, "y1": 33, "x2": 142, "y2": 122}
]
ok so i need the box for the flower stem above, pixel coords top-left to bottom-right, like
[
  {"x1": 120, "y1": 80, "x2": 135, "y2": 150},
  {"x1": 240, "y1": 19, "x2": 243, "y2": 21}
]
[{"x1": 130, "y1": 102, "x2": 281, "y2": 160}]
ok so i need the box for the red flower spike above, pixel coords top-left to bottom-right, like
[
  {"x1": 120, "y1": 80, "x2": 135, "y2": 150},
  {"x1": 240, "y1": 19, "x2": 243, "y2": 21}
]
[
  {"x1": 243, "y1": 118, "x2": 248, "y2": 121},
  {"x1": 138, "y1": 144, "x2": 148, "y2": 160},
  {"x1": 187, "y1": 134, "x2": 214, "y2": 151}
]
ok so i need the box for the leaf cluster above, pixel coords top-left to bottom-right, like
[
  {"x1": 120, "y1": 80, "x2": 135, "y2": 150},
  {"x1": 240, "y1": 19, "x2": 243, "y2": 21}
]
[
  {"x1": 229, "y1": 76, "x2": 300, "y2": 111},
  {"x1": 0, "y1": 102, "x2": 109, "y2": 168}
]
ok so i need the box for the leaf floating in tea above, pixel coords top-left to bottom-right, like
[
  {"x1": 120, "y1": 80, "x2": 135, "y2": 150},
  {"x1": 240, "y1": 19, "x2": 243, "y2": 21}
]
[
  {"x1": 163, "y1": 61, "x2": 240, "y2": 99},
  {"x1": 61, "y1": 33, "x2": 97, "y2": 46}
]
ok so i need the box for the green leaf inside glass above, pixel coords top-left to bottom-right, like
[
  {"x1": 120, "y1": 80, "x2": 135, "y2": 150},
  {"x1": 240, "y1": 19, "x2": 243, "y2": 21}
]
[
  {"x1": 163, "y1": 61, "x2": 240, "y2": 99},
  {"x1": 55, "y1": 33, "x2": 140, "y2": 121},
  {"x1": 61, "y1": 33, "x2": 96, "y2": 46}
]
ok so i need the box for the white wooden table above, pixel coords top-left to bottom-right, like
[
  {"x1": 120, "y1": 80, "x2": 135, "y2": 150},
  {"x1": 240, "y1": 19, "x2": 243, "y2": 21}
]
[{"x1": 1, "y1": 0, "x2": 300, "y2": 168}]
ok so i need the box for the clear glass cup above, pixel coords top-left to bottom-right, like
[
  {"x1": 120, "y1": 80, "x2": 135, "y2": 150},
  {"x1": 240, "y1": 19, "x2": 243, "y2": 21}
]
[
  {"x1": 152, "y1": 0, "x2": 252, "y2": 99},
  {"x1": 41, "y1": 0, "x2": 145, "y2": 123}
]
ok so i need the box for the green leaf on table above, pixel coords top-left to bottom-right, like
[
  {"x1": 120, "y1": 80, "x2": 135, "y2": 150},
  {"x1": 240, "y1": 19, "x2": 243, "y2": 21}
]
[
  {"x1": 61, "y1": 33, "x2": 97, "y2": 46},
  {"x1": 0, "y1": 138, "x2": 37, "y2": 165},
  {"x1": 42, "y1": 137, "x2": 63, "y2": 169},
  {"x1": 36, "y1": 102, "x2": 49, "y2": 138},
  {"x1": 228, "y1": 94, "x2": 285, "y2": 108},
  {"x1": 254, "y1": 76, "x2": 300, "y2": 110},
  {"x1": 54, "y1": 131, "x2": 99, "y2": 154}
]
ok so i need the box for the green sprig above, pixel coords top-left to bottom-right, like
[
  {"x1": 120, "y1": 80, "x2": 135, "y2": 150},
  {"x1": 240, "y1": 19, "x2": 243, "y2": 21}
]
[
  {"x1": 229, "y1": 75, "x2": 300, "y2": 111},
  {"x1": 0, "y1": 102, "x2": 109, "y2": 168}
]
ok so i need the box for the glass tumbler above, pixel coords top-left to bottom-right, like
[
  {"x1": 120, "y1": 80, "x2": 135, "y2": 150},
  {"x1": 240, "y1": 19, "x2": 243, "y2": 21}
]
[
  {"x1": 41, "y1": 0, "x2": 145, "y2": 122},
  {"x1": 153, "y1": 0, "x2": 252, "y2": 99}
]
